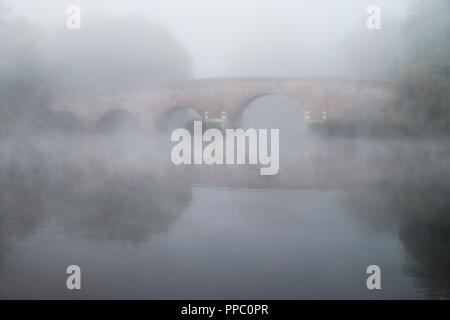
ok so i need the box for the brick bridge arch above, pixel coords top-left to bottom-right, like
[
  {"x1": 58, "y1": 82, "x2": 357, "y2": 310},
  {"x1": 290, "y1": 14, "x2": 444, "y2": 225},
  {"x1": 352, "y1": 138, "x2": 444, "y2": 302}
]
[{"x1": 231, "y1": 93, "x2": 307, "y2": 125}]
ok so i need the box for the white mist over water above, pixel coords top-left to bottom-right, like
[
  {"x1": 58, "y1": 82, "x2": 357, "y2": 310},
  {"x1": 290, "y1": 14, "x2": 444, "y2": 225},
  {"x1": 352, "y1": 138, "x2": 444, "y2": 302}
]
[{"x1": 1, "y1": 0, "x2": 449, "y2": 299}]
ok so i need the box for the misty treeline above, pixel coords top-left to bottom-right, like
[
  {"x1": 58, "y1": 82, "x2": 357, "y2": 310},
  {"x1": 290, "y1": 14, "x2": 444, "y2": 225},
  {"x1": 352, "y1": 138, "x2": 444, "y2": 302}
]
[
  {"x1": 316, "y1": 0, "x2": 450, "y2": 138},
  {"x1": 396, "y1": 0, "x2": 450, "y2": 134},
  {"x1": 0, "y1": 2, "x2": 192, "y2": 135}
]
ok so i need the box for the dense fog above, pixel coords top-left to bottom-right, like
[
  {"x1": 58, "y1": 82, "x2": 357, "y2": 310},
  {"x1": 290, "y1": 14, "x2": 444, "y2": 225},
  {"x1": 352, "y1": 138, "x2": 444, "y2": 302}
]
[
  {"x1": 0, "y1": 0, "x2": 449, "y2": 299},
  {"x1": 2, "y1": 0, "x2": 408, "y2": 80}
]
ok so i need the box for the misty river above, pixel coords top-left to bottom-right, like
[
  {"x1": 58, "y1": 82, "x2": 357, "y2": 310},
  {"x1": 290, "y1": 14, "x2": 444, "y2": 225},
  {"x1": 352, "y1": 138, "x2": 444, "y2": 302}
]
[{"x1": 0, "y1": 96, "x2": 449, "y2": 299}]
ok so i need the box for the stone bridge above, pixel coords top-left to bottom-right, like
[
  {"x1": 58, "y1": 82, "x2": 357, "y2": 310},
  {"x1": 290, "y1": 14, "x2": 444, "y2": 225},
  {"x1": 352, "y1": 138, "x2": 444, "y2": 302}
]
[{"x1": 54, "y1": 77, "x2": 397, "y2": 131}]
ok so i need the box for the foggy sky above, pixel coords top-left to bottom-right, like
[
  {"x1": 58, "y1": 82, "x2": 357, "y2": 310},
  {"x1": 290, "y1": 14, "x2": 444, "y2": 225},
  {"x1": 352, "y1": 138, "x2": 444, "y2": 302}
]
[{"x1": 3, "y1": 0, "x2": 409, "y2": 79}]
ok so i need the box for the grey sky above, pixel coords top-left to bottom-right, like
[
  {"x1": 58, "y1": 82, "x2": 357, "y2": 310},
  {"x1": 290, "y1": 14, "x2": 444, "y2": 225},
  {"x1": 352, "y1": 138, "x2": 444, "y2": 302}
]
[{"x1": 3, "y1": 0, "x2": 409, "y2": 79}]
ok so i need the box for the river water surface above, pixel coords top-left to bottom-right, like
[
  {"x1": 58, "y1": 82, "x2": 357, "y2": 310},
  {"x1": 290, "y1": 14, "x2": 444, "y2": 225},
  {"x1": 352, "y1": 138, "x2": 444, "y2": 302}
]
[
  {"x1": 0, "y1": 186, "x2": 434, "y2": 299},
  {"x1": 0, "y1": 96, "x2": 449, "y2": 299}
]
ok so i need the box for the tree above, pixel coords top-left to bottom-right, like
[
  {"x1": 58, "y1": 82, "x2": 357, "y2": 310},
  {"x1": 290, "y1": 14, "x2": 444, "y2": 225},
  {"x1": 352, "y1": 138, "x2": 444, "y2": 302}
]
[
  {"x1": 0, "y1": 9, "x2": 192, "y2": 135},
  {"x1": 0, "y1": 7, "x2": 49, "y2": 135},
  {"x1": 397, "y1": 0, "x2": 450, "y2": 134},
  {"x1": 49, "y1": 15, "x2": 192, "y2": 94}
]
